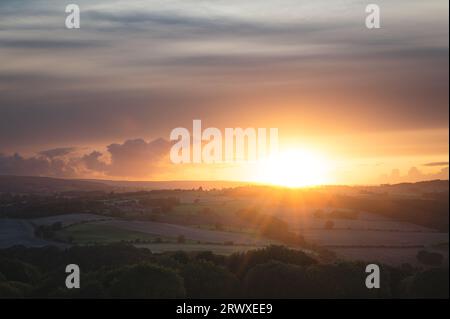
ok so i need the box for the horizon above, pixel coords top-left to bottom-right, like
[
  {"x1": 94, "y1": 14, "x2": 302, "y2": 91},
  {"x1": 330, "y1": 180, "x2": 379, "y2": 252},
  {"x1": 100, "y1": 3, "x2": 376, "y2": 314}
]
[{"x1": 1, "y1": 174, "x2": 449, "y2": 189}]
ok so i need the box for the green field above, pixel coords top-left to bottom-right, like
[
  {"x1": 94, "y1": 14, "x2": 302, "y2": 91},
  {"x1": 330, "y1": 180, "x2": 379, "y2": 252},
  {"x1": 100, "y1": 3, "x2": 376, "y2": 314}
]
[
  {"x1": 56, "y1": 223, "x2": 174, "y2": 245},
  {"x1": 55, "y1": 222, "x2": 270, "y2": 254},
  {"x1": 135, "y1": 243, "x2": 266, "y2": 255},
  {"x1": 55, "y1": 222, "x2": 268, "y2": 255},
  {"x1": 171, "y1": 199, "x2": 252, "y2": 216}
]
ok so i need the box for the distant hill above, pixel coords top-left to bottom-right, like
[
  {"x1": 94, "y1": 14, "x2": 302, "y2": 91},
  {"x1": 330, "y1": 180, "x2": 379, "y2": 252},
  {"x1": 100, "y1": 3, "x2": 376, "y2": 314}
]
[
  {"x1": 0, "y1": 175, "x2": 448, "y2": 194},
  {"x1": 0, "y1": 175, "x2": 113, "y2": 194},
  {"x1": 0, "y1": 175, "x2": 249, "y2": 193},
  {"x1": 378, "y1": 179, "x2": 449, "y2": 194},
  {"x1": 86, "y1": 179, "x2": 250, "y2": 191}
]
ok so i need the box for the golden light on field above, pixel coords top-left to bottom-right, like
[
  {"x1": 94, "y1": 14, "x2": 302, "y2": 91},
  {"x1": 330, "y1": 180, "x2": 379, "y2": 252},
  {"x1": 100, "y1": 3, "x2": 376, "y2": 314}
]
[{"x1": 255, "y1": 149, "x2": 331, "y2": 187}]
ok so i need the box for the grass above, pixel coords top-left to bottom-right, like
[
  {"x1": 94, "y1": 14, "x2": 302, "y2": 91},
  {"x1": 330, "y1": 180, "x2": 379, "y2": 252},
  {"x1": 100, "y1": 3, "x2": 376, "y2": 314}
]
[
  {"x1": 170, "y1": 203, "x2": 200, "y2": 216},
  {"x1": 56, "y1": 223, "x2": 174, "y2": 245},
  {"x1": 135, "y1": 243, "x2": 266, "y2": 255},
  {"x1": 194, "y1": 224, "x2": 259, "y2": 235},
  {"x1": 171, "y1": 200, "x2": 250, "y2": 216},
  {"x1": 55, "y1": 222, "x2": 270, "y2": 254}
]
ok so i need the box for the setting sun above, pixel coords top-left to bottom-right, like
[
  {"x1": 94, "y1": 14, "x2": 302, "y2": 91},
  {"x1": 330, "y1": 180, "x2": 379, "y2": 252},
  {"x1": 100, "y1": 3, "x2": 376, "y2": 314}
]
[{"x1": 255, "y1": 149, "x2": 332, "y2": 187}]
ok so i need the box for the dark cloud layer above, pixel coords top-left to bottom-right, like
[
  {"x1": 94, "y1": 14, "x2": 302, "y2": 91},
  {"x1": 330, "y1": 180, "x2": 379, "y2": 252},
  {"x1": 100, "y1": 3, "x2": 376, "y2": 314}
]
[
  {"x1": 0, "y1": 153, "x2": 77, "y2": 178},
  {"x1": 423, "y1": 162, "x2": 449, "y2": 167},
  {"x1": 82, "y1": 138, "x2": 172, "y2": 177},
  {"x1": 0, "y1": 39, "x2": 106, "y2": 50},
  {"x1": 0, "y1": 138, "x2": 172, "y2": 179},
  {"x1": 39, "y1": 147, "x2": 77, "y2": 159},
  {"x1": 380, "y1": 166, "x2": 449, "y2": 184},
  {"x1": 0, "y1": 0, "x2": 448, "y2": 183},
  {"x1": 2, "y1": 136, "x2": 448, "y2": 183}
]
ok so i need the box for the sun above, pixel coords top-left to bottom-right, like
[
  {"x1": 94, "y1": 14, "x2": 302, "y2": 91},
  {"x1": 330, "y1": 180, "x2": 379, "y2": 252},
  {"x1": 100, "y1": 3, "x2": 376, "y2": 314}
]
[{"x1": 255, "y1": 149, "x2": 331, "y2": 187}]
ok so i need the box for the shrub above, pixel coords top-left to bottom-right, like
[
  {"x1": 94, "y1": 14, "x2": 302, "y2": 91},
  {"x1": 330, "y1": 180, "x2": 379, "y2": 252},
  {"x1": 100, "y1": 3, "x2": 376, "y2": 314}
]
[
  {"x1": 0, "y1": 282, "x2": 23, "y2": 298},
  {"x1": 401, "y1": 268, "x2": 449, "y2": 298},
  {"x1": 0, "y1": 258, "x2": 41, "y2": 284},
  {"x1": 0, "y1": 280, "x2": 32, "y2": 298}
]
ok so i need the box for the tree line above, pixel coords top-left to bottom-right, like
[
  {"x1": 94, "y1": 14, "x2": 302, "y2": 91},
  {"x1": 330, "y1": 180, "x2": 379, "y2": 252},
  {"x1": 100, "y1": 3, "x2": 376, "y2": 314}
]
[{"x1": 0, "y1": 244, "x2": 448, "y2": 298}]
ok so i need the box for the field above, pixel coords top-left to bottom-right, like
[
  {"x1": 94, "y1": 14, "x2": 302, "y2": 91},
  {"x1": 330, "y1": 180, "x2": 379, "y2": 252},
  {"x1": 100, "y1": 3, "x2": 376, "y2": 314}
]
[
  {"x1": 54, "y1": 223, "x2": 166, "y2": 245},
  {"x1": 0, "y1": 219, "x2": 66, "y2": 249},
  {"x1": 1, "y1": 216, "x2": 270, "y2": 255},
  {"x1": 54, "y1": 221, "x2": 273, "y2": 248},
  {"x1": 32, "y1": 213, "x2": 112, "y2": 227},
  {"x1": 0, "y1": 181, "x2": 448, "y2": 267},
  {"x1": 96, "y1": 220, "x2": 271, "y2": 245},
  {"x1": 3, "y1": 208, "x2": 446, "y2": 266},
  {"x1": 331, "y1": 247, "x2": 448, "y2": 267},
  {"x1": 135, "y1": 243, "x2": 265, "y2": 254}
]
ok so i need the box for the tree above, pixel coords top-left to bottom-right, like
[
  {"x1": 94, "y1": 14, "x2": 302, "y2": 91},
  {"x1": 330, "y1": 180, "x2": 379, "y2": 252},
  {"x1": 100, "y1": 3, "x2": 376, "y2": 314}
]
[
  {"x1": 227, "y1": 245, "x2": 316, "y2": 278},
  {"x1": 401, "y1": 268, "x2": 449, "y2": 298},
  {"x1": 243, "y1": 261, "x2": 312, "y2": 298},
  {"x1": 244, "y1": 261, "x2": 391, "y2": 298},
  {"x1": 172, "y1": 251, "x2": 190, "y2": 264},
  {"x1": 0, "y1": 258, "x2": 41, "y2": 284},
  {"x1": 0, "y1": 282, "x2": 23, "y2": 298},
  {"x1": 416, "y1": 250, "x2": 443, "y2": 266},
  {"x1": 181, "y1": 261, "x2": 238, "y2": 298},
  {"x1": 195, "y1": 251, "x2": 226, "y2": 265},
  {"x1": 107, "y1": 263, "x2": 185, "y2": 298}
]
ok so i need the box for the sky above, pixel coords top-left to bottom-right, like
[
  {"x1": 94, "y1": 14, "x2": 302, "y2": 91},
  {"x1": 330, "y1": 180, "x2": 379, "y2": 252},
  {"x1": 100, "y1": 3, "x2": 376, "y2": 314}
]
[{"x1": 0, "y1": 0, "x2": 448, "y2": 185}]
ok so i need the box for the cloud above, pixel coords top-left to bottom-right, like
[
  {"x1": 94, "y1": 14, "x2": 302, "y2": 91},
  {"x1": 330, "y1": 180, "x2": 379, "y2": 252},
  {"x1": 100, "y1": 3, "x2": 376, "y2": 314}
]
[
  {"x1": 1, "y1": 136, "x2": 448, "y2": 183},
  {"x1": 0, "y1": 138, "x2": 173, "y2": 179},
  {"x1": 0, "y1": 153, "x2": 77, "y2": 178},
  {"x1": 423, "y1": 161, "x2": 449, "y2": 167},
  {"x1": 0, "y1": 0, "x2": 448, "y2": 161},
  {"x1": 0, "y1": 39, "x2": 106, "y2": 50},
  {"x1": 82, "y1": 151, "x2": 109, "y2": 173},
  {"x1": 81, "y1": 138, "x2": 173, "y2": 178},
  {"x1": 39, "y1": 147, "x2": 76, "y2": 159},
  {"x1": 380, "y1": 166, "x2": 449, "y2": 184}
]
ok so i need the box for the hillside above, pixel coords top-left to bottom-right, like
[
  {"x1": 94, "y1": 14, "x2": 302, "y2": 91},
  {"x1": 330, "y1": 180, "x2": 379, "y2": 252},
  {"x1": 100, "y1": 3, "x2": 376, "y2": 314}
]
[{"x1": 0, "y1": 175, "x2": 113, "y2": 194}]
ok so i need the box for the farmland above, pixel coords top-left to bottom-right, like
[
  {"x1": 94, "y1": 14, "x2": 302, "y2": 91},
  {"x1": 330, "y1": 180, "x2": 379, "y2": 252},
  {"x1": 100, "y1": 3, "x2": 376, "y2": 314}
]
[
  {"x1": 0, "y1": 177, "x2": 448, "y2": 299},
  {"x1": 0, "y1": 219, "x2": 65, "y2": 249},
  {"x1": 0, "y1": 178, "x2": 448, "y2": 267}
]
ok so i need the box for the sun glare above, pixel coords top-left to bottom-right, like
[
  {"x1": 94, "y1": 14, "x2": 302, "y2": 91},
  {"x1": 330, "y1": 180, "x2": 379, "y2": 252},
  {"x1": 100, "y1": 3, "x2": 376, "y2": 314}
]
[{"x1": 255, "y1": 149, "x2": 331, "y2": 187}]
